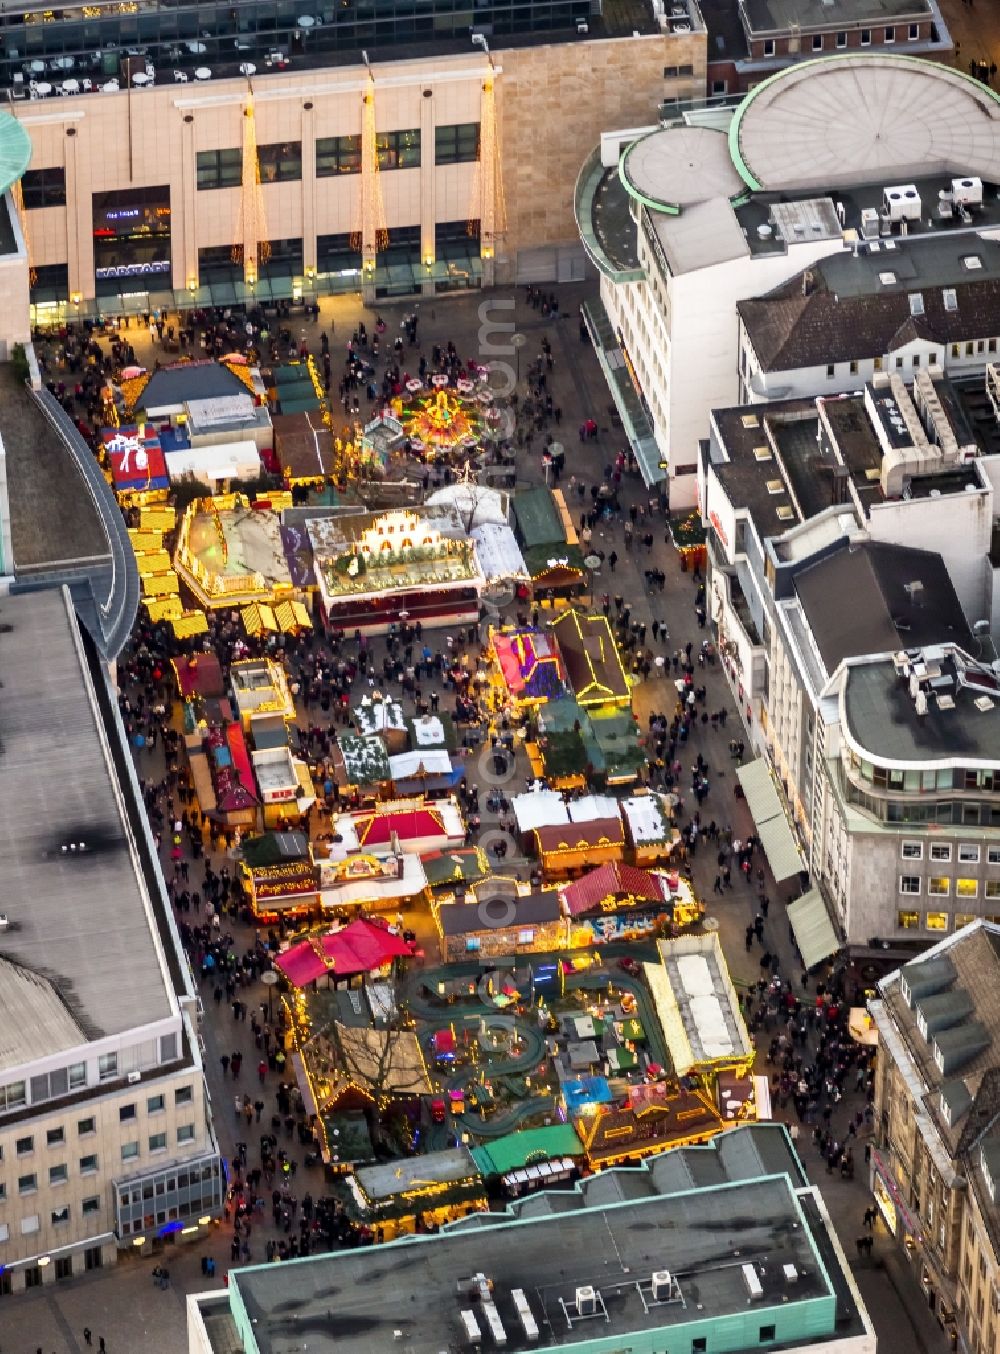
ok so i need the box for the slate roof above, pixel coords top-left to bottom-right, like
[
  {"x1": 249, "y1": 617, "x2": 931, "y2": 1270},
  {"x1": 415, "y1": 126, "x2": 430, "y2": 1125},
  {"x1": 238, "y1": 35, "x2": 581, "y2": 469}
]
[
  {"x1": 792, "y1": 541, "x2": 973, "y2": 673},
  {"x1": 740, "y1": 270, "x2": 1000, "y2": 374}
]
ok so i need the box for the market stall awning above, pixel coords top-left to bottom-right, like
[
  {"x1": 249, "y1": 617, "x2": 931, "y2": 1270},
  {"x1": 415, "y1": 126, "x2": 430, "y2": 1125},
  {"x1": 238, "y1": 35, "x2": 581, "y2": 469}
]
[
  {"x1": 275, "y1": 918, "x2": 414, "y2": 987},
  {"x1": 787, "y1": 889, "x2": 840, "y2": 970},
  {"x1": 243, "y1": 602, "x2": 278, "y2": 636},
  {"x1": 736, "y1": 758, "x2": 804, "y2": 882}
]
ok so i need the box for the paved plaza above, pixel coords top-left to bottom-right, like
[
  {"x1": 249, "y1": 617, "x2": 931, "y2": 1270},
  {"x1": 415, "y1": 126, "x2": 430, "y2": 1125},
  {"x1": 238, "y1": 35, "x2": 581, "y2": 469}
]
[{"x1": 1, "y1": 282, "x2": 950, "y2": 1354}]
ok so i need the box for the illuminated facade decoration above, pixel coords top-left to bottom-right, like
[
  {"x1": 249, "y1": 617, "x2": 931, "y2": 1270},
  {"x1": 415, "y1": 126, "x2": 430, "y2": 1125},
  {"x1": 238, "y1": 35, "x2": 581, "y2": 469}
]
[
  {"x1": 533, "y1": 817, "x2": 626, "y2": 881},
  {"x1": 11, "y1": 177, "x2": 35, "y2": 286},
  {"x1": 473, "y1": 64, "x2": 506, "y2": 277},
  {"x1": 233, "y1": 87, "x2": 270, "y2": 286},
  {"x1": 353, "y1": 70, "x2": 389, "y2": 272},
  {"x1": 490, "y1": 626, "x2": 567, "y2": 708},
  {"x1": 173, "y1": 494, "x2": 295, "y2": 609},
  {"x1": 574, "y1": 1079, "x2": 724, "y2": 1168}
]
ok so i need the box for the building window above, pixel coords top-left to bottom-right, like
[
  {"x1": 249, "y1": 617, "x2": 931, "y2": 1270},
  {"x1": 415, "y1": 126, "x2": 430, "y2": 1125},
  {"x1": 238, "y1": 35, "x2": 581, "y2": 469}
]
[
  {"x1": 931, "y1": 844, "x2": 952, "y2": 863},
  {"x1": 148, "y1": 1133, "x2": 167, "y2": 1153},
  {"x1": 15, "y1": 1136, "x2": 33, "y2": 1156},
  {"x1": 966, "y1": 342, "x2": 975, "y2": 356},
  {"x1": 147, "y1": 1094, "x2": 165, "y2": 1115},
  {"x1": 376, "y1": 129, "x2": 420, "y2": 171},
  {"x1": 177, "y1": 1124, "x2": 195, "y2": 1144},
  {"x1": 79, "y1": 1154, "x2": 98, "y2": 1174},
  {"x1": 0, "y1": 1222, "x2": 7, "y2": 1242},
  {"x1": 316, "y1": 232, "x2": 361, "y2": 277},
  {"x1": 258, "y1": 142, "x2": 302, "y2": 184},
  {"x1": 174, "y1": 1086, "x2": 194, "y2": 1106},
  {"x1": 989, "y1": 340, "x2": 998, "y2": 354},
  {"x1": 763, "y1": 38, "x2": 775, "y2": 56},
  {"x1": 18, "y1": 1174, "x2": 36, "y2": 1194},
  {"x1": 926, "y1": 912, "x2": 950, "y2": 931},
  {"x1": 711, "y1": 80, "x2": 728, "y2": 96},
  {"x1": 121, "y1": 1142, "x2": 139, "y2": 1162},
  {"x1": 316, "y1": 134, "x2": 361, "y2": 176},
  {"x1": 55, "y1": 1256, "x2": 72, "y2": 1281},
  {"x1": 663, "y1": 64, "x2": 679, "y2": 77},
  {"x1": 51, "y1": 1205, "x2": 70, "y2": 1226},
  {"x1": 46, "y1": 1128, "x2": 64, "y2": 1148},
  {"x1": 986, "y1": 882, "x2": 1000, "y2": 900},
  {"x1": 760, "y1": 1327, "x2": 777, "y2": 1343},
  {"x1": 909, "y1": 22, "x2": 919, "y2": 38},
  {"x1": 901, "y1": 841, "x2": 923, "y2": 860},
  {"x1": 849, "y1": 359, "x2": 859, "y2": 374},
  {"x1": 958, "y1": 844, "x2": 980, "y2": 864},
  {"x1": 21, "y1": 166, "x2": 66, "y2": 210},
  {"x1": 836, "y1": 31, "x2": 847, "y2": 47},
  {"x1": 826, "y1": 364, "x2": 835, "y2": 378},
  {"x1": 23, "y1": 1263, "x2": 41, "y2": 1288},
  {"x1": 69, "y1": 1063, "x2": 86, "y2": 1090},
  {"x1": 898, "y1": 909, "x2": 920, "y2": 929},
  {"x1": 955, "y1": 914, "x2": 977, "y2": 929},
  {"x1": 928, "y1": 877, "x2": 951, "y2": 896},
  {"x1": 435, "y1": 122, "x2": 479, "y2": 165},
  {"x1": 78, "y1": 1116, "x2": 96, "y2": 1136},
  {"x1": 678, "y1": 64, "x2": 694, "y2": 76},
  {"x1": 956, "y1": 879, "x2": 978, "y2": 898},
  {"x1": 0, "y1": 1183, "x2": 5, "y2": 1201},
  {"x1": 812, "y1": 33, "x2": 823, "y2": 50},
  {"x1": 84, "y1": 1246, "x2": 103, "y2": 1270},
  {"x1": 160, "y1": 1033, "x2": 178, "y2": 1064},
  {"x1": 885, "y1": 25, "x2": 895, "y2": 41},
  {"x1": 82, "y1": 1196, "x2": 100, "y2": 1215},
  {"x1": 99, "y1": 1053, "x2": 118, "y2": 1082},
  {"x1": 0, "y1": 1082, "x2": 26, "y2": 1111},
  {"x1": 860, "y1": 28, "x2": 871, "y2": 44},
  {"x1": 119, "y1": 1104, "x2": 136, "y2": 1123},
  {"x1": 48, "y1": 1164, "x2": 68, "y2": 1186},
  {"x1": 195, "y1": 148, "x2": 241, "y2": 191},
  {"x1": 900, "y1": 876, "x2": 921, "y2": 895},
  {"x1": 30, "y1": 1068, "x2": 69, "y2": 1104}
]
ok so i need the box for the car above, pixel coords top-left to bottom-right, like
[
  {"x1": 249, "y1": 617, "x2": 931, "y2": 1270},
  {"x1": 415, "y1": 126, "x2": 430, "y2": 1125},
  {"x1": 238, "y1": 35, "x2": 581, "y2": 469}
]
[{"x1": 430, "y1": 1098, "x2": 447, "y2": 1123}]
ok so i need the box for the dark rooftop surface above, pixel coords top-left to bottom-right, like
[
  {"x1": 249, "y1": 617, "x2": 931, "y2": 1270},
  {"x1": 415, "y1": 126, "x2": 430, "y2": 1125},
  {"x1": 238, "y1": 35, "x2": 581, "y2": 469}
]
[
  {"x1": 844, "y1": 652, "x2": 1000, "y2": 763},
  {"x1": 141, "y1": 361, "x2": 249, "y2": 410},
  {"x1": 699, "y1": 0, "x2": 751, "y2": 60},
  {"x1": 793, "y1": 541, "x2": 973, "y2": 673},
  {"x1": 0, "y1": 364, "x2": 111, "y2": 571},
  {"x1": 741, "y1": 0, "x2": 930, "y2": 31},
  {"x1": 231, "y1": 1174, "x2": 836, "y2": 1354},
  {"x1": 818, "y1": 395, "x2": 884, "y2": 508},
  {"x1": 711, "y1": 399, "x2": 814, "y2": 536},
  {"x1": 592, "y1": 168, "x2": 642, "y2": 274}
]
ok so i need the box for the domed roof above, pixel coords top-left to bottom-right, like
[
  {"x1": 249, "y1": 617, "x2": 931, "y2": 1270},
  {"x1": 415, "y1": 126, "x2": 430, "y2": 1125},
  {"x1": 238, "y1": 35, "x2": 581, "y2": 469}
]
[
  {"x1": 0, "y1": 111, "x2": 31, "y2": 196},
  {"x1": 619, "y1": 126, "x2": 745, "y2": 213}
]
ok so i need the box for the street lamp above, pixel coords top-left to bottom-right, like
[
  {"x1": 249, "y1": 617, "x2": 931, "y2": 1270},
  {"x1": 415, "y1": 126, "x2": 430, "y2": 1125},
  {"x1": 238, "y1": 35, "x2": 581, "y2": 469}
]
[
  {"x1": 584, "y1": 553, "x2": 602, "y2": 605},
  {"x1": 261, "y1": 969, "x2": 279, "y2": 1023},
  {"x1": 512, "y1": 331, "x2": 526, "y2": 386}
]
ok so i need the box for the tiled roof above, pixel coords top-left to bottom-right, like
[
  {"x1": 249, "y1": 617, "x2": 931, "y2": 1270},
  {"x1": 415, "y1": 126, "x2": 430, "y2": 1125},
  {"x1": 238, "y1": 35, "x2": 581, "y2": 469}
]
[
  {"x1": 740, "y1": 273, "x2": 1000, "y2": 374},
  {"x1": 561, "y1": 862, "x2": 665, "y2": 916},
  {"x1": 534, "y1": 818, "x2": 625, "y2": 854}
]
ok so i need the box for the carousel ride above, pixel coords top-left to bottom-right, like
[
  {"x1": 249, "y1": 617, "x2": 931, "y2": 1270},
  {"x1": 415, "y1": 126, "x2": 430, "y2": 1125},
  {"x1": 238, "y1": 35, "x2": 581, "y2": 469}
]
[{"x1": 396, "y1": 384, "x2": 498, "y2": 464}]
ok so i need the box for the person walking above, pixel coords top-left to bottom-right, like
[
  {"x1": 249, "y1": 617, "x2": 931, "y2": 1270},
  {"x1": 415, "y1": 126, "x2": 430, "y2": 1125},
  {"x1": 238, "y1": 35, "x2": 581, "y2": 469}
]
[{"x1": 84, "y1": 1332, "x2": 93, "y2": 1348}]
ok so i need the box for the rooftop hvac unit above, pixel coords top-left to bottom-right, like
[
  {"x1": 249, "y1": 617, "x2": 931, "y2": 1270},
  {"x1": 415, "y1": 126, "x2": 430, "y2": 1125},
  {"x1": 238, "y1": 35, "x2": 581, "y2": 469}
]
[
  {"x1": 883, "y1": 185, "x2": 922, "y2": 223},
  {"x1": 459, "y1": 1310, "x2": 483, "y2": 1345},
  {"x1": 651, "y1": 1270, "x2": 674, "y2": 1301},
  {"x1": 576, "y1": 1286, "x2": 597, "y2": 1316},
  {"x1": 952, "y1": 177, "x2": 983, "y2": 207},
  {"x1": 482, "y1": 1302, "x2": 507, "y2": 1346},
  {"x1": 742, "y1": 1263, "x2": 764, "y2": 1301},
  {"x1": 783, "y1": 1264, "x2": 799, "y2": 1283},
  {"x1": 860, "y1": 208, "x2": 880, "y2": 240},
  {"x1": 127, "y1": 1071, "x2": 141, "y2": 1084}
]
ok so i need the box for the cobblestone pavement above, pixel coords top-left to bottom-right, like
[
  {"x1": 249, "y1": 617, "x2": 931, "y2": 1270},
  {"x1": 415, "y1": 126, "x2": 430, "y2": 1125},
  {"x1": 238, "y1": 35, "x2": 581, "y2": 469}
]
[{"x1": 1, "y1": 283, "x2": 949, "y2": 1354}]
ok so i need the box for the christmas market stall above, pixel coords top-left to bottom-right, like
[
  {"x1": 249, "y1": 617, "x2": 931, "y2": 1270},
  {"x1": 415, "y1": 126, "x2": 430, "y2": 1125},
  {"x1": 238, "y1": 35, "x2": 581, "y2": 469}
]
[
  {"x1": 433, "y1": 882, "x2": 568, "y2": 963},
  {"x1": 102, "y1": 425, "x2": 170, "y2": 504},
  {"x1": 643, "y1": 934, "x2": 754, "y2": 1084},
  {"x1": 185, "y1": 707, "x2": 259, "y2": 831},
  {"x1": 388, "y1": 749, "x2": 465, "y2": 798},
  {"x1": 275, "y1": 917, "x2": 414, "y2": 989},
  {"x1": 533, "y1": 813, "x2": 626, "y2": 882},
  {"x1": 343, "y1": 1146, "x2": 487, "y2": 1239},
  {"x1": 420, "y1": 846, "x2": 490, "y2": 903},
  {"x1": 172, "y1": 653, "x2": 224, "y2": 702},
  {"x1": 174, "y1": 494, "x2": 296, "y2": 610},
  {"x1": 354, "y1": 695, "x2": 408, "y2": 753},
  {"x1": 470, "y1": 1124, "x2": 584, "y2": 1197},
  {"x1": 230, "y1": 658, "x2": 297, "y2": 731},
  {"x1": 574, "y1": 1079, "x2": 723, "y2": 1170},
  {"x1": 333, "y1": 798, "x2": 466, "y2": 858},
  {"x1": 251, "y1": 745, "x2": 317, "y2": 828},
  {"x1": 561, "y1": 862, "x2": 670, "y2": 947},
  {"x1": 512, "y1": 486, "x2": 585, "y2": 598},
  {"x1": 549, "y1": 609, "x2": 631, "y2": 711},
  {"x1": 490, "y1": 626, "x2": 567, "y2": 712},
  {"x1": 332, "y1": 732, "x2": 392, "y2": 804},
  {"x1": 669, "y1": 510, "x2": 708, "y2": 574},
  {"x1": 621, "y1": 793, "x2": 681, "y2": 867},
  {"x1": 272, "y1": 411, "x2": 338, "y2": 487},
  {"x1": 238, "y1": 832, "x2": 320, "y2": 921},
  {"x1": 308, "y1": 506, "x2": 484, "y2": 636},
  {"x1": 316, "y1": 850, "x2": 428, "y2": 915}
]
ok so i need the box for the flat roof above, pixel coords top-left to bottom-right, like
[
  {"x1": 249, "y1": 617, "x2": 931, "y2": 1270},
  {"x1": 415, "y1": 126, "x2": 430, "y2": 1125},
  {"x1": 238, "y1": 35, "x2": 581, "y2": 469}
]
[
  {"x1": 730, "y1": 55, "x2": 1000, "y2": 193},
  {"x1": 620, "y1": 126, "x2": 744, "y2": 212},
  {"x1": 0, "y1": 589, "x2": 172, "y2": 1063},
  {"x1": 844, "y1": 654, "x2": 1000, "y2": 765},
  {"x1": 230, "y1": 1174, "x2": 834, "y2": 1354},
  {"x1": 741, "y1": 0, "x2": 930, "y2": 33}
]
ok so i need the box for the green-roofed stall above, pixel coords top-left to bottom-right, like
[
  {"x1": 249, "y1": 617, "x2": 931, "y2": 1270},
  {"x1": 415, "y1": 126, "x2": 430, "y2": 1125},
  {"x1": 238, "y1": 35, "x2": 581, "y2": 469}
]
[{"x1": 471, "y1": 1123, "x2": 584, "y2": 1179}]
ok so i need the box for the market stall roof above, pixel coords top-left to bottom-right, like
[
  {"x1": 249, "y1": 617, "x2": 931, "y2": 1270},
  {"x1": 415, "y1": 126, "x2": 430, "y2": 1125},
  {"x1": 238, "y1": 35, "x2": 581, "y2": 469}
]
[
  {"x1": 645, "y1": 934, "x2": 752, "y2": 1076},
  {"x1": 336, "y1": 732, "x2": 391, "y2": 786},
  {"x1": 436, "y1": 891, "x2": 561, "y2": 936},
  {"x1": 427, "y1": 483, "x2": 509, "y2": 528},
  {"x1": 735, "y1": 759, "x2": 804, "y2": 882},
  {"x1": 550, "y1": 609, "x2": 631, "y2": 707},
  {"x1": 562, "y1": 1075, "x2": 613, "y2": 1113},
  {"x1": 388, "y1": 749, "x2": 453, "y2": 780},
  {"x1": 354, "y1": 695, "x2": 406, "y2": 737},
  {"x1": 241, "y1": 830, "x2": 310, "y2": 868},
  {"x1": 276, "y1": 918, "x2": 413, "y2": 986},
  {"x1": 407, "y1": 711, "x2": 458, "y2": 752},
  {"x1": 561, "y1": 861, "x2": 665, "y2": 917},
  {"x1": 325, "y1": 1022, "x2": 431, "y2": 1098},
  {"x1": 138, "y1": 359, "x2": 251, "y2": 412},
  {"x1": 513, "y1": 485, "x2": 566, "y2": 548},
  {"x1": 493, "y1": 630, "x2": 566, "y2": 702},
  {"x1": 470, "y1": 522, "x2": 529, "y2": 583},
  {"x1": 534, "y1": 818, "x2": 625, "y2": 855},
  {"x1": 511, "y1": 787, "x2": 570, "y2": 835},
  {"x1": 272, "y1": 411, "x2": 336, "y2": 481},
  {"x1": 568, "y1": 795, "x2": 620, "y2": 823},
  {"x1": 103, "y1": 427, "x2": 170, "y2": 493},
  {"x1": 621, "y1": 793, "x2": 675, "y2": 846},
  {"x1": 787, "y1": 889, "x2": 841, "y2": 970},
  {"x1": 355, "y1": 1146, "x2": 479, "y2": 1203},
  {"x1": 471, "y1": 1124, "x2": 584, "y2": 1179},
  {"x1": 421, "y1": 846, "x2": 490, "y2": 890},
  {"x1": 164, "y1": 439, "x2": 261, "y2": 487},
  {"x1": 172, "y1": 652, "x2": 224, "y2": 699}
]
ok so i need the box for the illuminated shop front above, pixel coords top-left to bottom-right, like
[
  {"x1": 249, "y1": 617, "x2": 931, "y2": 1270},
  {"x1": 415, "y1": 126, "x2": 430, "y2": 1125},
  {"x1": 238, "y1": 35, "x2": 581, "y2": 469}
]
[{"x1": 92, "y1": 187, "x2": 171, "y2": 299}]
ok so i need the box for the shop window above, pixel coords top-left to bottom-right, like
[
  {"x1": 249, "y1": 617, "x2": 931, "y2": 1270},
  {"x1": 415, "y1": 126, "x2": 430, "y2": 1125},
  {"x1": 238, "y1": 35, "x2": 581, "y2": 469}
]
[
  {"x1": 928, "y1": 877, "x2": 951, "y2": 896},
  {"x1": 23, "y1": 1264, "x2": 41, "y2": 1288},
  {"x1": 897, "y1": 909, "x2": 920, "y2": 929},
  {"x1": 956, "y1": 879, "x2": 978, "y2": 898},
  {"x1": 21, "y1": 166, "x2": 66, "y2": 210},
  {"x1": 316, "y1": 134, "x2": 361, "y2": 176},
  {"x1": 92, "y1": 188, "x2": 171, "y2": 296},
  {"x1": 196, "y1": 148, "x2": 241, "y2": 191},
  {"x1": 899, "y1": 876, "x2": 921, "y2": 895},
  {"x1": 84, "y1": 1246, "x2": 103, "y2": 1270},
  {"x1": 435, "y1": 122, "x2": 479, "y2": 165},
  {"x1": 926, "y1": 912, "x2": 950, "y2": 931},
  {"x1": 317, "y1": 233, "x2": 361, "y2": 277},
  {"x1": 257, "y1": 142, "x2": 302, "y2": 184},
  {"x1": 376, "y1": 129, "x2": 420, "y2": 171}
]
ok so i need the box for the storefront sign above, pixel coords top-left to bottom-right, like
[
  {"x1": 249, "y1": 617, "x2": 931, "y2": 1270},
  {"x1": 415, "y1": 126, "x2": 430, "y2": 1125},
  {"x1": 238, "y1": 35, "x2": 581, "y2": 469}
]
[
  {"x1": 95, "y1": 260, "x2": 170, "y2": 279},
  {"x1": 709, "y1": 510, "x2": 729, "y2": 551}
]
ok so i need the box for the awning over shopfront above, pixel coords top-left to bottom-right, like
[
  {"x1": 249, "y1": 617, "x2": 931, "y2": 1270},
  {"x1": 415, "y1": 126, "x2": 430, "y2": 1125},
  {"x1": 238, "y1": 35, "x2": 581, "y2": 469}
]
[
  {"x1": 787, "y1": 889, "x2": 840, "y2": 970},
  {"x1": 736, "y1": 758, "x2": 804, "y2": 882}
]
